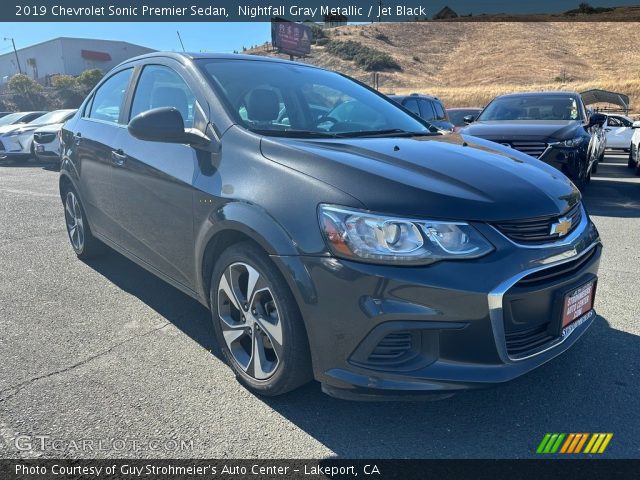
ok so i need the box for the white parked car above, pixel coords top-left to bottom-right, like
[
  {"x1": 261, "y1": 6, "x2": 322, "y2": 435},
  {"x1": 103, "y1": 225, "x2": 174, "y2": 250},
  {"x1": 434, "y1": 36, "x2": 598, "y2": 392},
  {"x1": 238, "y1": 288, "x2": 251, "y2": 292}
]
[
  {"x1": 0, "y1": 110, "x2": 74, "y2": 162},
  {"x1": 628, "y1": 120, "x2": 640, "y2": 175},
  {"x1": 32, "y1": 109, "x2": 77, "y2": 164},
  {"x1": 604, "y1": 114, "x2": 635, "y2": 150}
]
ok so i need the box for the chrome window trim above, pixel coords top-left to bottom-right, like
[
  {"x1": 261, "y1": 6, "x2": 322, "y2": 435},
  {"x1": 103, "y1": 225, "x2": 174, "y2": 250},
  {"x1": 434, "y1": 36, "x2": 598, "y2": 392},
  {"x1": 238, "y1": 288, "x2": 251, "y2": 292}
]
[
  {"x1": 489, "y1": 204, "x2": 588, "y2": 249},
  {"x1": 488, "y1": 240, "x2": 600, "y2": 363}
]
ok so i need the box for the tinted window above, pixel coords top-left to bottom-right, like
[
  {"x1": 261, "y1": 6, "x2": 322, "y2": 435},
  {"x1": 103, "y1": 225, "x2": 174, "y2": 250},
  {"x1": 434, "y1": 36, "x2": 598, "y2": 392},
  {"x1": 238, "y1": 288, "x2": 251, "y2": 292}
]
[
  {"x1": 199, "y1": 59, "x2": 431, "y2": 137},
  {"x1": 418, "y1": 100, "x2": 436, "y2": 121},
  {"x1": 432, "y1": 101, "x2": 447, "y2": 121},
  {"x1": 402, "y1": 98, "x2": 421, "y2": 115},
  {"x1": 479, "y1": 95, "x2": 582, "y2": 121},
  {"x1": 130, "y1": 65, "x2": 196, "y2": 128},
  {"x1": 88, "y1": 69, "x2": 133, "y2": 124}
]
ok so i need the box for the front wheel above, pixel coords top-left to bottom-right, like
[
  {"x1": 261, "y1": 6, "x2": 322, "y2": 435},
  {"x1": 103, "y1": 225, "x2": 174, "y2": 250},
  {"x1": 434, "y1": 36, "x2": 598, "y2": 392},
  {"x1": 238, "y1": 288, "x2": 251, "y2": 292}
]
[{"x1": 210, "y1": 242, "x2": 312, "y2": 396}]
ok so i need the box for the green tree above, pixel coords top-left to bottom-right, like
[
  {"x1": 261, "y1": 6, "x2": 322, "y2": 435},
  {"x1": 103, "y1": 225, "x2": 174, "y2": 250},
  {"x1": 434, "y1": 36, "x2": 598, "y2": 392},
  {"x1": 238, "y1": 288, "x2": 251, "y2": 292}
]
[
  {"x1": 76, "y1": 69, "x2": 103, "y2": 91},
  {"x1": 51, "y1": 74, "x2": 77, "y2": 90},
  {"x1": 7, "y1": 73, "x2": 43, "y2": 96}
]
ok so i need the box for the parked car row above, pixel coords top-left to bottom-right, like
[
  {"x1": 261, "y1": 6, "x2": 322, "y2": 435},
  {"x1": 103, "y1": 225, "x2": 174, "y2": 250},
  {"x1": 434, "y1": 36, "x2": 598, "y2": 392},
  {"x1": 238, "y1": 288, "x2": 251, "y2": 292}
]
[{"x1": 0, "y1": 109, "x2": 76, "y2": 165}]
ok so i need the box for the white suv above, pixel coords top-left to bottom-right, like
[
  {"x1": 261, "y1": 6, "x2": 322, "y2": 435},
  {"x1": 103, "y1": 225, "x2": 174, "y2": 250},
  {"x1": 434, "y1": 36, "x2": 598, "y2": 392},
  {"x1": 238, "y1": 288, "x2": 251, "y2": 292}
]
[{"x1": 628, "y1": 120, "x2": 640, "y2": 175}]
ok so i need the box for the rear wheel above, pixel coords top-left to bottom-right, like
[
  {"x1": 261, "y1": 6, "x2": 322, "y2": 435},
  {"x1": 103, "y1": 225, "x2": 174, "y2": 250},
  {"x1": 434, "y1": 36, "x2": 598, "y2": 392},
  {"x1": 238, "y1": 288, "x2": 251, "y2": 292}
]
[
  {"x1": 210, "y1": 242, "x2": 312, "y2": 396},
  {"x1": 629, "y1": 145, "x2": 636, "y2": 168},
  {"x1": 62, "y1": 188, "x2": 105, "y2": 259}
]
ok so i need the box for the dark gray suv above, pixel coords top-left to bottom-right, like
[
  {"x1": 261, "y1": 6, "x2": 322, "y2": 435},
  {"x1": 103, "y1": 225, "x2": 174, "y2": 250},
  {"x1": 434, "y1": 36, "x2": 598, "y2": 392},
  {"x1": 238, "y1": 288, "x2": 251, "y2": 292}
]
[{"x1": 60, "y1": 53, "x2": 601, "y2": 399}]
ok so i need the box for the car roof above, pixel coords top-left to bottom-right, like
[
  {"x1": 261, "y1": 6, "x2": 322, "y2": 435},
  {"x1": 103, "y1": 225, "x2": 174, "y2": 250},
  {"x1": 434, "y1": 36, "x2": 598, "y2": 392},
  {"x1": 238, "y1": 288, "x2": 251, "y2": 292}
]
[
  {"x1": 389, "y1": 93, "x2": 439, "y2": 101},
  {"x1": 495, "y1": 91, "x2": 580, "y2": 99},
  {"x1": 117, "y1": 51, "x2": 325, "y2": 71}
]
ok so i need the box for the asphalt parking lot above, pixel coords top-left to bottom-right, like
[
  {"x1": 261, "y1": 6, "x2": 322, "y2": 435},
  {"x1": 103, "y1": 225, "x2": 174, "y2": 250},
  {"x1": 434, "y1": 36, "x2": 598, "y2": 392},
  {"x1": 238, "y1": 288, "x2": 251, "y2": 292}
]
[{"x1": 0, "y1": 154, "x2": 638, "y2": 459}]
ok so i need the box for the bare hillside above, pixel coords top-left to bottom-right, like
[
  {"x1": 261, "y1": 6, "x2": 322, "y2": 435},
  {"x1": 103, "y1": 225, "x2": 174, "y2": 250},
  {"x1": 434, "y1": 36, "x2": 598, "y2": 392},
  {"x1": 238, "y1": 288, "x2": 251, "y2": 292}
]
[{"x1": 248, "y1": 22, "x2": 640, "y2": 111}]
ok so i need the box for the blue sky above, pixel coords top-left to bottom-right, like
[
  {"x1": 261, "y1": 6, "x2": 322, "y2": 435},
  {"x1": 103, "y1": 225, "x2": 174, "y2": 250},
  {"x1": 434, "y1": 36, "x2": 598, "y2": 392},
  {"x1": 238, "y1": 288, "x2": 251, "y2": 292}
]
[{"x1": 0, "y1": 23, "x2": 272, "y2": 55}]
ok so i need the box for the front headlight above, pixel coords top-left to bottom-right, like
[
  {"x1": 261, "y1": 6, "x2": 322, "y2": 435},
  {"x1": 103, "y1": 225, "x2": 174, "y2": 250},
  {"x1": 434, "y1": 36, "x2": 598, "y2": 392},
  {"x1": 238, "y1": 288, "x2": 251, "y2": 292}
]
[
  {"x1": 553, "y1": 136, "x2": 586, "y2": 148},
  {"x1": 319, "y1": 205, "x2": 494, "y2": 265}
]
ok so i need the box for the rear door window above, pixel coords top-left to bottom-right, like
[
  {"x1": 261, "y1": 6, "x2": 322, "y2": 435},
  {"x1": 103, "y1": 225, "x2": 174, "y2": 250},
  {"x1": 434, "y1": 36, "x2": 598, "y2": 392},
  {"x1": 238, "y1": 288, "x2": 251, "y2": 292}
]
[
  {"x1": 432, "y1": 101, "x2": 447, "y2": 121},
  {"x1": 418, "y1": 100, "x2": 436, "y2": 121},
  {"x1": 88, "y1": 69, "x2": 133, "y2": 124}
]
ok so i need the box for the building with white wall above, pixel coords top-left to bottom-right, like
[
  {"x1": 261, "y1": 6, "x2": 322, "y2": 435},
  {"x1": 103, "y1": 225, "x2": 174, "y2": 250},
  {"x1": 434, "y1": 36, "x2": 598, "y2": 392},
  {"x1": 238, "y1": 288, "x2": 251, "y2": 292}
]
[{"x1": 0, "y1": 37, "x2": 154, "y2": 84}]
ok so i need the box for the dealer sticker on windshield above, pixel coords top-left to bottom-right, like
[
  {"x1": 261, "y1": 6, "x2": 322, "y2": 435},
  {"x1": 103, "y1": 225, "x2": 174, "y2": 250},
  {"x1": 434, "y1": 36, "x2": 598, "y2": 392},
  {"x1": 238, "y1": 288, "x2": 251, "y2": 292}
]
[{"x1": 562, "y1": 280, "x2": 595, "y2": 329}]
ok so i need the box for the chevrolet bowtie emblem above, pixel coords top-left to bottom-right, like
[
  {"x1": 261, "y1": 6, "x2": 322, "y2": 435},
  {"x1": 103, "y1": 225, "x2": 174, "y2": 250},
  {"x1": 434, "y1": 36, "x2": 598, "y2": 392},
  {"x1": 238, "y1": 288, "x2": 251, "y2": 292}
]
[{"x1": 550, "y1": 217, "x2": 572, "y2": 237}]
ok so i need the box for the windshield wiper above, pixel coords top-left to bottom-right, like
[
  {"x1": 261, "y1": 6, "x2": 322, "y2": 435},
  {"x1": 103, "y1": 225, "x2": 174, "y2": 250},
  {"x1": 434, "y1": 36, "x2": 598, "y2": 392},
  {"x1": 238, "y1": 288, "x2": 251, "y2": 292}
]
[
  {"x1": 251, "y1": 129, "x2": 344, "y2": 139},
  {"x1": 337, "y1": 129, "x2": 435, "y2": 138}
]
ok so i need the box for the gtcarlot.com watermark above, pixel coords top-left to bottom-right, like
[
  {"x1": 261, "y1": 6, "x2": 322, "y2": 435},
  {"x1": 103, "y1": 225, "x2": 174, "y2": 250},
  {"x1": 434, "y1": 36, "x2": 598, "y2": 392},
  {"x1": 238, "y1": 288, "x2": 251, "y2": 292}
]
[{"x1": 13, "y1": 435, "x2": 193, "y2": 453}]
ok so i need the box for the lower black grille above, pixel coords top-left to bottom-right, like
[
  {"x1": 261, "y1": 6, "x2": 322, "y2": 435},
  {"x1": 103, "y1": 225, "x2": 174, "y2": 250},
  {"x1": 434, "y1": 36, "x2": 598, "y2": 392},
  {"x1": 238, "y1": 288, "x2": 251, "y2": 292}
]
[
  {"x1": 367, "y1": 331, "x2": 414, "y2": 364},
  {"x1": 33, "y1": 132, "x2": 56, "y2": 144},
  {"x1": 518, "y1": 246, "x2": 598, "y2": 287},
  {"x1": 503, "y1": 141, "x2": 548, "y2": 158},
  {"x1": 505, "y1": 324, "x2": 555, "y2": 356},
  {"x1": 493, "y1": 203, "x2": 582, "y2": 245}
]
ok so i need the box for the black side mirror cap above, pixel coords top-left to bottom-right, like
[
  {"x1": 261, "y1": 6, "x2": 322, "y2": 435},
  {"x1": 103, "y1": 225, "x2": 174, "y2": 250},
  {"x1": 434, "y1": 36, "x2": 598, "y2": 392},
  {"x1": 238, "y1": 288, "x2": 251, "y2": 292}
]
[
  {"x1": 128, "y1": 107, "x2": 210, "y2": 146},
  {"x1": 463, "y1": 115, "x2": 475, "y2": 124}
]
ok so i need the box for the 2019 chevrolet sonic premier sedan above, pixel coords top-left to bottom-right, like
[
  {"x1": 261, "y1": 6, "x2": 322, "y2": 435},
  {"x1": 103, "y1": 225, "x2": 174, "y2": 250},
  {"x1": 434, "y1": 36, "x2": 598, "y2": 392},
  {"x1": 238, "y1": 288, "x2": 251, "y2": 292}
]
[{"x1": 59, "y1": 53, "x2": 601, "y2": 399}]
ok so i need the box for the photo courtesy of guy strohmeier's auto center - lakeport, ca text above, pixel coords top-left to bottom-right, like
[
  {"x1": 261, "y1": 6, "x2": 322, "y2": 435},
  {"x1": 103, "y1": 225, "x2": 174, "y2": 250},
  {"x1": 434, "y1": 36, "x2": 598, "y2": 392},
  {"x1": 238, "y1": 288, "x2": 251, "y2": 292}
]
[{"x1": 0, "y1": 1, "x2": 639, "y2": 479}]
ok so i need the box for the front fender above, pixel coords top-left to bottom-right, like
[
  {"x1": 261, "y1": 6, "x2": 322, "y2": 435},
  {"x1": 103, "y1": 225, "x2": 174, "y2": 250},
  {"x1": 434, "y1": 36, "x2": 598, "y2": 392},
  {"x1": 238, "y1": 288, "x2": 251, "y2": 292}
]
[{"x1": 194, "y1": 200, "x2": 307, "y2": 301}]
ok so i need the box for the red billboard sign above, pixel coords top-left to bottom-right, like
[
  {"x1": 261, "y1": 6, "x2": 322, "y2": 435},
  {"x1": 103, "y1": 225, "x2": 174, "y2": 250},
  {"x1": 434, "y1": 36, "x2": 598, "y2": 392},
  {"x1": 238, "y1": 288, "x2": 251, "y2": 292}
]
[{"x1": 271, "y1": 18, "x2": 312, "y2": 57}]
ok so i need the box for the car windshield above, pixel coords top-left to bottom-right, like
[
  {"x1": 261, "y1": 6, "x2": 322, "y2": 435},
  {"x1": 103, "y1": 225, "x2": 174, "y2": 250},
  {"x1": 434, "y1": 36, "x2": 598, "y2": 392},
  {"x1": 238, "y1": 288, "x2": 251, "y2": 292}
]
[
  {"x1": 198, "y1": 59, "x2": 433, "y2": 138},
  {"x1": 0, "y1": 113, "x2": 26, "y2": 126},
  {"x1": 28, "y1": 110, "x2": 74, "y2": 126},
  {"x1": 448, "y1": 109, "x2": 480, "y2": 126},
  {"x1": 478, "y1": 96, "x2": 583, "y2": 121}
]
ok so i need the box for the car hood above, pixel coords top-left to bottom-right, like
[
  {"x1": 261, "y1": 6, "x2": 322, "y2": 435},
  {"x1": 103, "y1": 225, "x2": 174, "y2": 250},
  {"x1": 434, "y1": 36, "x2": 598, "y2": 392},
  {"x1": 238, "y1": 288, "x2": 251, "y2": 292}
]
[
  {"x1": 259, "y1": 133, "x2": 580, "y2": 222},
  {"x1": 461, "y1": 120, "x2": 584, "y2": 141},
  {"x1": 0, "y1": 124, "x2": 23, "y2": 135}
]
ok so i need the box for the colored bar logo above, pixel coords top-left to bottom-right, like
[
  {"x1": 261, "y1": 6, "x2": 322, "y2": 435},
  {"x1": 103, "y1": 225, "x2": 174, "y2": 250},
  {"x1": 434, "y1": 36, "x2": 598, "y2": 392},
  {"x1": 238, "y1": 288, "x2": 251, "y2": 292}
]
[{"x1": 537, "y1": 433, "x2": 613, "y2": 454}]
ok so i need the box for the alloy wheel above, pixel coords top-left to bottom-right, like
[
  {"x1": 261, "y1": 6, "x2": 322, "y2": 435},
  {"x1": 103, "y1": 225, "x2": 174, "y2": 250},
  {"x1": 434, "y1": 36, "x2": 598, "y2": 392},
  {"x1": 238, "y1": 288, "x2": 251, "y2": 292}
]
[
  {"x1": 217, "y1": 262, "x2": 283, "y2": 380},
  {"x1": 64, "y1": 191, "x2": 84, "y2": 252}
]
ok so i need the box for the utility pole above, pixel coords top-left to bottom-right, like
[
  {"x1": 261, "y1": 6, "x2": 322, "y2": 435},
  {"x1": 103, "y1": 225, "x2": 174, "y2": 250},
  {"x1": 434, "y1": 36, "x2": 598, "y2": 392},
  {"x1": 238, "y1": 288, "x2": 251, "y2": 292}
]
[
  {"x1": 4, "y1": 37, "x2": 22, "y2": 74},
  {"x1": 176, "y1": 31, "x2": 186, "y2": 52}
]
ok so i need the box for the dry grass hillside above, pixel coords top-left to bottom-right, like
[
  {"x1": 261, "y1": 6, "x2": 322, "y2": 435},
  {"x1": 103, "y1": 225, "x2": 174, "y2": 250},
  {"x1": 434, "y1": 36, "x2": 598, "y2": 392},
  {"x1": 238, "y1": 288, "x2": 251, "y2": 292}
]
[{"x1": 248, "y1": 21, "x2": 640, "y2": 112}]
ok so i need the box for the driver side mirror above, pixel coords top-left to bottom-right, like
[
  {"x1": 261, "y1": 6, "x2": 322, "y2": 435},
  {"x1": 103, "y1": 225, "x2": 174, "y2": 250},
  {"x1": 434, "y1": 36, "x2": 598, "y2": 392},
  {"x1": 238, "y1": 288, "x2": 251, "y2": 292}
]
[
  {"x1": 587, "y1": 112, "x2": 606, "y2": 128},
  {"x1": 632, "y1": 121, "x2": 640, "y2": 129},
  {"x1": 128, "y1": 107, "x2": 210, "y2": 146},
  {"x1": 463, "y1": 115, "x2": 475, "y2": 124}
]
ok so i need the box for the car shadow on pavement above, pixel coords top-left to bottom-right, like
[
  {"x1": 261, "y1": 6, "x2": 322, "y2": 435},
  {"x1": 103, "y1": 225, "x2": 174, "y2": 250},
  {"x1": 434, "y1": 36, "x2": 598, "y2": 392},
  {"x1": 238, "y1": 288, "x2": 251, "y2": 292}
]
[
  {"x1": 83, "y1": 252, "x2": 221, "y2": 358},
  {"x1": 258, "y1": 315, "x2": 639, "y2": 458},
  {"x1": 0, "y1": 158, "x2": 59, "y2": 171},
  {"x1": 83, "y1": 250, "x2": 639, "y2": 458},
  {"x1": 583, "y1": 157, "x2": 640, "y2": 218}
]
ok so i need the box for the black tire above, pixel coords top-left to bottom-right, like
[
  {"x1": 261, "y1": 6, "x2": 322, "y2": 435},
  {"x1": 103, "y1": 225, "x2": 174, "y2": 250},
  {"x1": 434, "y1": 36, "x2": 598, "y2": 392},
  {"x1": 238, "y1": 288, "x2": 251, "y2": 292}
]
[
  {"x1": 591, "y1": 161, "x2": 598, "y2": 175},
  {"x1": 61, "y1": 186, "x2": 105, "y2": 259},
  {"x1": 210, "y1": 241, "x2": 312, "y2": 396},
  {"x1": 629, "y1": 147, "x2": 636, "y2": 168}
]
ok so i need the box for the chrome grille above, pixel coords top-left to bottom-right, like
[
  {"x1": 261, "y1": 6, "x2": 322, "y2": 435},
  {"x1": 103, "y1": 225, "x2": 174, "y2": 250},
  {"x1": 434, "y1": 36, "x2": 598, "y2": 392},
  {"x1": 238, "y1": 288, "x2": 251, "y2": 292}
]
[
  {"x1": 493, "y1": 203, "x2": 582, "y2": 245},
  {"x1": 504, "y1": 141, "x2": 548, "y2": 158}
]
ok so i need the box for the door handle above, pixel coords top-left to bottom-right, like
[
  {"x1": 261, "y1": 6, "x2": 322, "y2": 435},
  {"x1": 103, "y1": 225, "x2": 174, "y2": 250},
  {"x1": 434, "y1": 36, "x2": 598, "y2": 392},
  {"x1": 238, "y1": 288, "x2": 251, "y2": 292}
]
[{"x1": 111, "y1": 149, "x2": 127, "y2": 166}]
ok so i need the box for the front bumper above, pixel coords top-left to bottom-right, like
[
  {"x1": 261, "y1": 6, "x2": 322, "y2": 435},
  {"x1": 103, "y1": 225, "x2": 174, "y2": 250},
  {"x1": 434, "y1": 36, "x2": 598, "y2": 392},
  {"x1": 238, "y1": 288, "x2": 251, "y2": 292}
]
[
  {"x1": 273, "y1": 216, "x2": 601, "y2": 399},
  {"x1": 0, "y1": 134, "x2": 33, "y2": 158}
]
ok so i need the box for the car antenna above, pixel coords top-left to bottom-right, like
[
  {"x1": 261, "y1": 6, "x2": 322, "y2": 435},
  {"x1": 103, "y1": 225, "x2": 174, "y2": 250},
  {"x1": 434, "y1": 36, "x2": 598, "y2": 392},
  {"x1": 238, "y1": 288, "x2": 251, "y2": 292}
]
[{"x1": 177, "y1": 30, "x2": 186, "y2": 52}]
